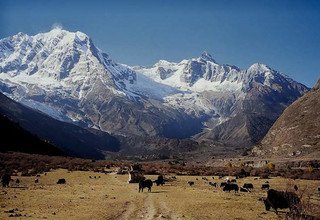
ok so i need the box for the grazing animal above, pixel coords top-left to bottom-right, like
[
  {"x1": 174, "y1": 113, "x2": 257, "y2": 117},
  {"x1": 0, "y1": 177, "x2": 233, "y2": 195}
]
[
  {"x1": 264, "y1": 189, "x2": 300, "y2": 214},
  {"x1": 223, "y1": 183, "x2": 239, "y2": 192},
  {"x1": 202, "y1": 177, "x2": 208, "y2": 181},
  {"x1": 154, "y1": 175, "x2": 165, "y2": 186},
  {"x1": 294, "y1": 185, "x2": 298, "y2": 191},
  {"x1": 261, "y1": 184, "x2": 270, "y2": 190},
  {"x1": 240, "y1": 187, "x2": 249, "y2": 192},
  {"x1": 139, "y1": 179, "x2": 153, "y2": 192},
  {"x1": 243, "y1": 183, "x2": 254, "y2": 190},
  {"x1": 35, "y1": 179, "x2": 39, "y2": 183},
  {"x1": 188, "y1": 181, "x2": 195, "y2": 186},
  {"x1": 220, "y1": 182, "x2": 227, "y2": 187},
  {"x1": 212, "y1": 177, "x2": 215, "y2": 179},
  {"x1": 57, "y1": 179, "x2": 66, "y2": 184},
  {"x1": 1, "y1": 174, "x2": 11, "y2": 187},
  {"x1": 231, "y1": 179, "x2": 237, "y2": 183},
  {"x1": 36, "y1": 174, "x2": 41, "y2": 177},
  {"x1": 209, "y1": 182, "x2": 217, "y2": 187}
]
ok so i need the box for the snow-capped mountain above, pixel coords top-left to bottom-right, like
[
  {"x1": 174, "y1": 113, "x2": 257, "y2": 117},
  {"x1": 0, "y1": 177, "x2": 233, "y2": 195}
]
[
  {"x1": 133, "y1": 52, "x2": 243, "y2": 92},
  {"x1": 0, "y1": 28, "x2": 309, "y2": 151},
  {"x1": 131, "y1": 52, "x2": 308, "y2": 147},
  {"x1": 0, "y1": 28, "x2": 201, "y2": 139}
]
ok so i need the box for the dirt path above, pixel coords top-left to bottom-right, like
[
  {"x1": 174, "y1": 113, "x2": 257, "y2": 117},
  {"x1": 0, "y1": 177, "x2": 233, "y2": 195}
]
[
  {"x1": 116, "y1": 189, "x2": 180, "y2": 220},
  {"x1": 136, "y1": 195, "x2": 156, "y2": 219}
]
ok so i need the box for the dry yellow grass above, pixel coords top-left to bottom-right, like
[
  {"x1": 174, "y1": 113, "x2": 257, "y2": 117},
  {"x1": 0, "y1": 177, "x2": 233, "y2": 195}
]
[{"x1": 1, "y1": 169, "x2": 319, "y2": 219}]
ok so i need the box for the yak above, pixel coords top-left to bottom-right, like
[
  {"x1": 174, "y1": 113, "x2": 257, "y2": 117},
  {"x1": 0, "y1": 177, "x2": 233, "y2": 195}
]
[
  {"x1": 1, "y1": 174, "x2": 11, "y2": 187},
  {"x1": 223, "y1": 183, "x2": 239, "y2": 192},
  {"x1": 139, "y1": 179, "x2": 153, "y2": 192},
  {"x1": 261, "y1": 184, "x2": 270, "y2": 190},
  {"x1": 57, "y1": 178, "x2": 66, "y2": 184},
  {"x1": 243, "y1": 183, "x2": 254, "y2": 191},
  {"x1": 188, "y1": 181, "x2": 195, "y2": 186},
  {"x1": 240, "y1": 187, "x2": 249, "y2": 192},
  {"x1": 264, "y1": 189, "x2": 300, "y2": 214},
  {"x1": 154, "y1": 175, "x2": 165, "y2": 186}
]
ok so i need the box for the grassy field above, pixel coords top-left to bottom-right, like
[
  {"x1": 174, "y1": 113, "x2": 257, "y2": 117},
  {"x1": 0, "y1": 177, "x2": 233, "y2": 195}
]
[{"x1": 1, "y1": 169, "x2": 319, "y2": 219}]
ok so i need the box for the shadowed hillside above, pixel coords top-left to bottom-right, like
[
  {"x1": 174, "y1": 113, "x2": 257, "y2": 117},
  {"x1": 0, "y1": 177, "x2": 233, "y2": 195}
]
[
  {"x1": 0, "y1": 115, "x2": 64, "y2": 156},
  {"x1": 0, "y1": 92, "x2": 120, "y2": 159}
]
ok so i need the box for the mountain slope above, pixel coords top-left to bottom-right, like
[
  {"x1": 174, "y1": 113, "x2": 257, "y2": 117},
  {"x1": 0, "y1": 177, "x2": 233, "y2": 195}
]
[
  {"x1": 0, "y1": 28, "x2": 201, "y2": 139},
  {"x1": 252, "y1": 79, "x2": 320, "y2": 158},
  {"x1": 0, "y1": 114, "x2": 64, "y2": 156},
  {"x1": 0, "y1": 28, "x2": 309, "y2": 153},
  {"x1": 134, "y1": 56, "x2": 308, "y2": 147},
  {"x1": 0, "y1": 92, "x2": 120, "y2": 159}
]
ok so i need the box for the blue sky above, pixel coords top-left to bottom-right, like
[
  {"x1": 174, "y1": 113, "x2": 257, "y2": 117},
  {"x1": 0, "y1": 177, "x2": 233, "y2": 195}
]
[{"x1": 1, "y1": 0, "x2": 319, "y2": 87}]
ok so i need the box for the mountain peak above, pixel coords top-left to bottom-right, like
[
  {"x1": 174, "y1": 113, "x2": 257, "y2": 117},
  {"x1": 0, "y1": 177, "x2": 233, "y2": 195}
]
[
  {"x1": 200, "y1": 51, "x2": 216, "y2": 63},
  {"x1": 154, "y1": 59, "x2": 176, "y2": 67},
  {"x1": 44, "y1": 28, "x2": 89, "y2": 41},
  {"x1": 46, "y1": 27, "x2": 69, "y2": 36},
  {"x1": 248, "y1": 63, "x2": 271, "y2": 72}
]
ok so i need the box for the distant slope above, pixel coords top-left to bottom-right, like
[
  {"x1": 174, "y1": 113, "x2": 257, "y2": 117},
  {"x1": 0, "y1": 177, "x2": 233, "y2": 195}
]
[
  {"x1": 0, "y1": 92, "x2": 120, "y2": 159},
  {"x1": 0, "y1": 114, "x2": 64, "y2": 156},
  {"x1": 252, "y1": 79, "x2": 320, "y2": 158}
]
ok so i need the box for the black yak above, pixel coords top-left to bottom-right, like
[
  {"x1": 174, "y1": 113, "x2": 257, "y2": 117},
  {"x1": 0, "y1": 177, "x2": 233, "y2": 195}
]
[
  {"x1": 264, "y1": 189, "x2": 300, "y2": 214},
  {"x1": 223, "y1": 183, "x2": 239, "y2": 192},
  {"x1": 57, "y1": 178, "x2": 66, "y2": 184},
  {"x1": 1, "y1": 174, "x2": 11, "y2": 187},
  {"x1": 139, "y1": 179, "x2": 153, "y2": 192},
  {"x1": 243, "y1": 183, "x2": 254, "y2": 191},
  {"x1": 261, "y1": 184, "x2": 270, "y2": 190},
  {"x1": 154, "y1": 175, "x2": 165, "y2": 186},
  {"x1": 188, "y1": 181, "x2": 195, "y2": 186}
]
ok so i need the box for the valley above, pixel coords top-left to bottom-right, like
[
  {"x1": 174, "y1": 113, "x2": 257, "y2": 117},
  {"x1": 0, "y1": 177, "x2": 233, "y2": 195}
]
[
  {"x1": 1, "y1": 169, "x2": 319, "y2": 220},
  {"x1": 1, "y1": 1, "x2": 319, "y2": 220}
]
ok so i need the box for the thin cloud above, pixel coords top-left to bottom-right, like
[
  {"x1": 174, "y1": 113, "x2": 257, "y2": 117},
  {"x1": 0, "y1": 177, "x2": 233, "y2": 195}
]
[{"x1": 51, "y1": 22, "x2": 63, "y2": 30}]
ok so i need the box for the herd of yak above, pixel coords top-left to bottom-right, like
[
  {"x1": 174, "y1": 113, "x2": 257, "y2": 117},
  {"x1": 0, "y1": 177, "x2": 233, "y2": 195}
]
[
  {"x1": 2, "y1": 173, "x2": 320, "y2": 217},
  {"x1": 138, "y1": 175, "x2": 319, "y2": 216}
]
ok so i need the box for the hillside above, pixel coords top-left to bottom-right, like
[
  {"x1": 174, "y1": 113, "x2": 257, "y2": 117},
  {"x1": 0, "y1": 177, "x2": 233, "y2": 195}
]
[
  {"x1": 0, "y1": 114, "x2": 64, "y2": 156},
  {"x1": 0, "y1": 92, "x2": 120, "y2": 159},
  {"x1": 252, "y1": 79, "x2": 320, "y2": 158}
]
